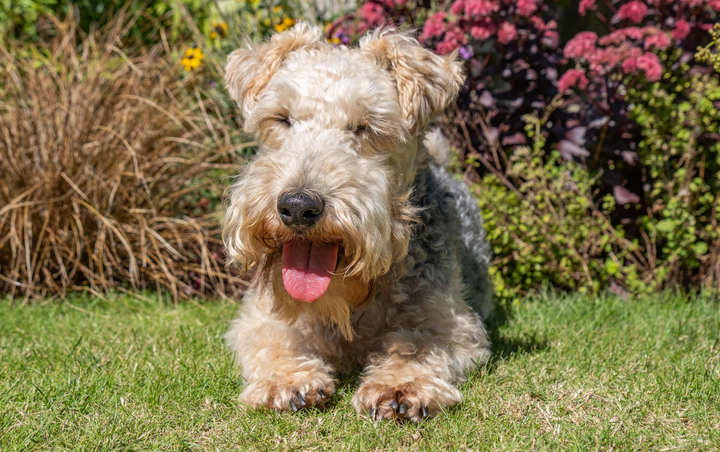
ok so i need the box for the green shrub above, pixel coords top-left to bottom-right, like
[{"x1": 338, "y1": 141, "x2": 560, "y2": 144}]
[
  {"x1": 627, "y1": 41, "x2": 720, "y2": 292},
  {"x1": 0, "y1": 0, "x2": 55, "y2": 40},
  {"x1": 0, "y1": 0, "x2": 217, "y2": 44},
  {"x1": 473, "y1": 26, "x2": 720, "y2": 303},
  {"x1": 471, "y1": 105, "x2": 638, "y2": 304}
]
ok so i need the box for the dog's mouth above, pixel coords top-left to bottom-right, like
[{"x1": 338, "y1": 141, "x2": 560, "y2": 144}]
[{"x1": 281, "y1": 239, "x2": 339, "y2": 303}]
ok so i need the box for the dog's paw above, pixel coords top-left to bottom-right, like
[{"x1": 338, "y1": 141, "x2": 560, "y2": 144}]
[
  {"x1": 239, "y1": 373, "x2": 335, "y2": 412},
  {"x1": 352, "y1": 380, "x2": 461, "y2": 423}
]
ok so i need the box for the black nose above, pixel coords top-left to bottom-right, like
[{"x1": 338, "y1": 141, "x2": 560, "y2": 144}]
[{"x1": 277, "y1": 191, "x2": 325, "y2": 228}]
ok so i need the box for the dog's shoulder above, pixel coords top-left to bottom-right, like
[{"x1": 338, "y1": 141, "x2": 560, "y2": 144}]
[
  {"x1": 406, "y1": 163, "x2": 494, "y2": 317},
  {"x1": 401, "y1": 164, "x2": 466, "y2": 290},
  {"x1": 411, "y1": 163, "x2": 477, "y2": 237}
]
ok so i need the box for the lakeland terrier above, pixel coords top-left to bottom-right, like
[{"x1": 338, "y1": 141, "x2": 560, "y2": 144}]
[{"x1": 222, "y1": 23, "x2": 493, "y2": 423}]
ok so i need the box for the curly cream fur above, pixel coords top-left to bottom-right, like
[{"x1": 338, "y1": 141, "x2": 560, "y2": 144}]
[{"x1": 223, "y1": 23, "x2": 493, "y2": 423}]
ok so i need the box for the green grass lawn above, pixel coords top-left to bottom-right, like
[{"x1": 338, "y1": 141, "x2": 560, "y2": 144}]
[{"x1": 1, "y1": 293, "x2": 719, "y2": 451}]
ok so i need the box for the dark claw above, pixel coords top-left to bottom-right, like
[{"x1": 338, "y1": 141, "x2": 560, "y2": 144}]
[
  {"x1": 398, "y1": 403, "x2": 408, "y2": 415},
  {"x1": 369, "y1": 408, "x2": 376, "y2": 419},
  {"x1": 318, "y1": 389, "x2": 326, "y2": 399},
  {"x1": 389, "y1": 400, "x2": 398, "y2": 410},
  {"x1": 296, "y1": 393, "x2": 306, "y2": 407},
  {"x1": 289, "y1": 400, "x2": 298, "y2": 412},
  {"x1": 421, "y1": 406, "x2": 429, "y2": 418}
]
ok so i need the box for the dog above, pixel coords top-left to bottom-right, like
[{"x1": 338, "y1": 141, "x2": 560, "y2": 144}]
[{"x1": 222, "y1": 23, "x2": 493, "y2": 423}]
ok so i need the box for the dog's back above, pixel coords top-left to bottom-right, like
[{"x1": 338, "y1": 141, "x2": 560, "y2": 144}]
[
  {"x1": 434, "y1": 165, "x2": 494, "y2": 319},
  {"x1": 421, "y1": 131, "x2": 494, "y2": 319}
]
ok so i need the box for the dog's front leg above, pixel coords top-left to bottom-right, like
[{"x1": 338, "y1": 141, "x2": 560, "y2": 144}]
[
  {"x1": 225, "y1": 295, "x2": 336, "y2": 412},
  {"x1": 352, "y1": 302, "x2": 491, "y2": 422}
]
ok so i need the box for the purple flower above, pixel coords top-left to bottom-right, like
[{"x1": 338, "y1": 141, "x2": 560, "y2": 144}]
[{"x1": 458, "y1": 45, "x2": 474, "y2": 59}]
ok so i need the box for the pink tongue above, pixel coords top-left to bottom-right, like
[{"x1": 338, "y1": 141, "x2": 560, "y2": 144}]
[{"x1": 282, "y1": 240, "x2": 339, "y2": 303}]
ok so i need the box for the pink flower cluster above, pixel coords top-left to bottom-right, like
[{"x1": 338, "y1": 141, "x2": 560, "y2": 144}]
[
  {"x1": 329, "y1": 0, "x2": 718, "y2": 93},
  {"x1": 558, "y1": 69, "x2": 589, "y2": 92},
  {"x1": 458, "y1": 0, "x2": 498, "y2": 18},
  {"x1": 563, "y1": 32, "x2": 597, "y2": 59},
  {"x1": 561, "y1": 24, "x2": 673, "y2": 84},
  {"x1": 417, "y1": 0, "x2": 558, "y2": 56},
  {"x1": 436, "y1": 26, "x2": 468, "y2": 54},
  {"x1": 359, "y1": 3, "x2": 385, "y2": 28},
  {"x1": 579, "y1": 0, "x2": 596, "y2": 15},
  {"x1": 616, "y1": 1, "x2": 648, "y2": 24},
  {"x1": 557, "y1": 0, "x2": 720, "y2": 91},
  {"x1": 561, "y1": 31, "x2": 665, "y2": 88},
  {"x1": 423, "y1": 12, "x2": 447, "y2": 39}
]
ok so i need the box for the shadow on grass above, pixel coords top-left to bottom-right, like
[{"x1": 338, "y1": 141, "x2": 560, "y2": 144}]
[{"x1": 479, "y1": 303, "x2": 548, "y2": 376}]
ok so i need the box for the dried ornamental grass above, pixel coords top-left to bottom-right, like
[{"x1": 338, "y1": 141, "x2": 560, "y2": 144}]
[{"x1": 0, "y1": 18, "x2": 248, "y2": 300}]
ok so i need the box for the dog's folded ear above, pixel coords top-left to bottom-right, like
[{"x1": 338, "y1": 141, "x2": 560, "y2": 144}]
[
  {"x1": 360, "y1": 30, "x2": 465, "y2": 135},
  {"x1": 225, "y1": 22, "x2": 324, "y2": 118}
]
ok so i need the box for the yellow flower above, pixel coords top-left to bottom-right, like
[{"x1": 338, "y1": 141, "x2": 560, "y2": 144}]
[
  {"x1": 273, "y1": 5, "x2": 282, "y2": 12},
  {"x1": 327, "y1": 36, "x2": 340, "y2": 44},
  {"x1": 181, "y1": 47, "x2": 204, "y2": 71},
  {"x1": 274, "y1": 16, "x2": 295, "y2": 32},
  {"x1": 211, "y1": 21, "x2": 228, "y2": 39}
]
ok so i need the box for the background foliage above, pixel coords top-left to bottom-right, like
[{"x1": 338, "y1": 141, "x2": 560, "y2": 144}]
[
  {"x1": 332, "y1": 0, "x2": 720, "y2": 302},
  {"x1": 1, "y1": 0, "x2": 719, "y2": 302},
  {"x1": 0, "y1": 0, "x2": 316, "y2": 300},
  {"x1": 0, "y1": 15, "x2": 248, "y2": 300}
]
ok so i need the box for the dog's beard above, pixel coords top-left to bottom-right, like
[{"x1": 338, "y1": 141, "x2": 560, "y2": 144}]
[
  {"x1": 225, "y1": 179, "x2": 418, "y2": 340},
  {"x1": 259, "y1": 251, "x2": 374, "y2": 341}
]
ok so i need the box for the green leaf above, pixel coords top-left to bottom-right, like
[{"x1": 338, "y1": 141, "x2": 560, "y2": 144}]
[
  {"x1": 656, "y1": 220, "x2": 674, "y2": 233},
  {"x1": 604, "y1": 259, "x2": 619, "y2": 276},
  {"x1": 692, "y1": 242, "x2": 709, "y2": 256}
]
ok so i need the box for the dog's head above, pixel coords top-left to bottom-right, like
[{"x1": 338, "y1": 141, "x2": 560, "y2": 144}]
[{"x1": 223, "y1": 24, "x2": 463, "y2": 336}]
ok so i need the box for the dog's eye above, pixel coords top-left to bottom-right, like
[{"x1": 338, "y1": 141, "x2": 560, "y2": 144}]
[
  {"x1": 276, "y1": 116, "x2": 291, "y2": 127},
  {"x1": 348, "y1": 124, "x2": 368, "y2": 134}
]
